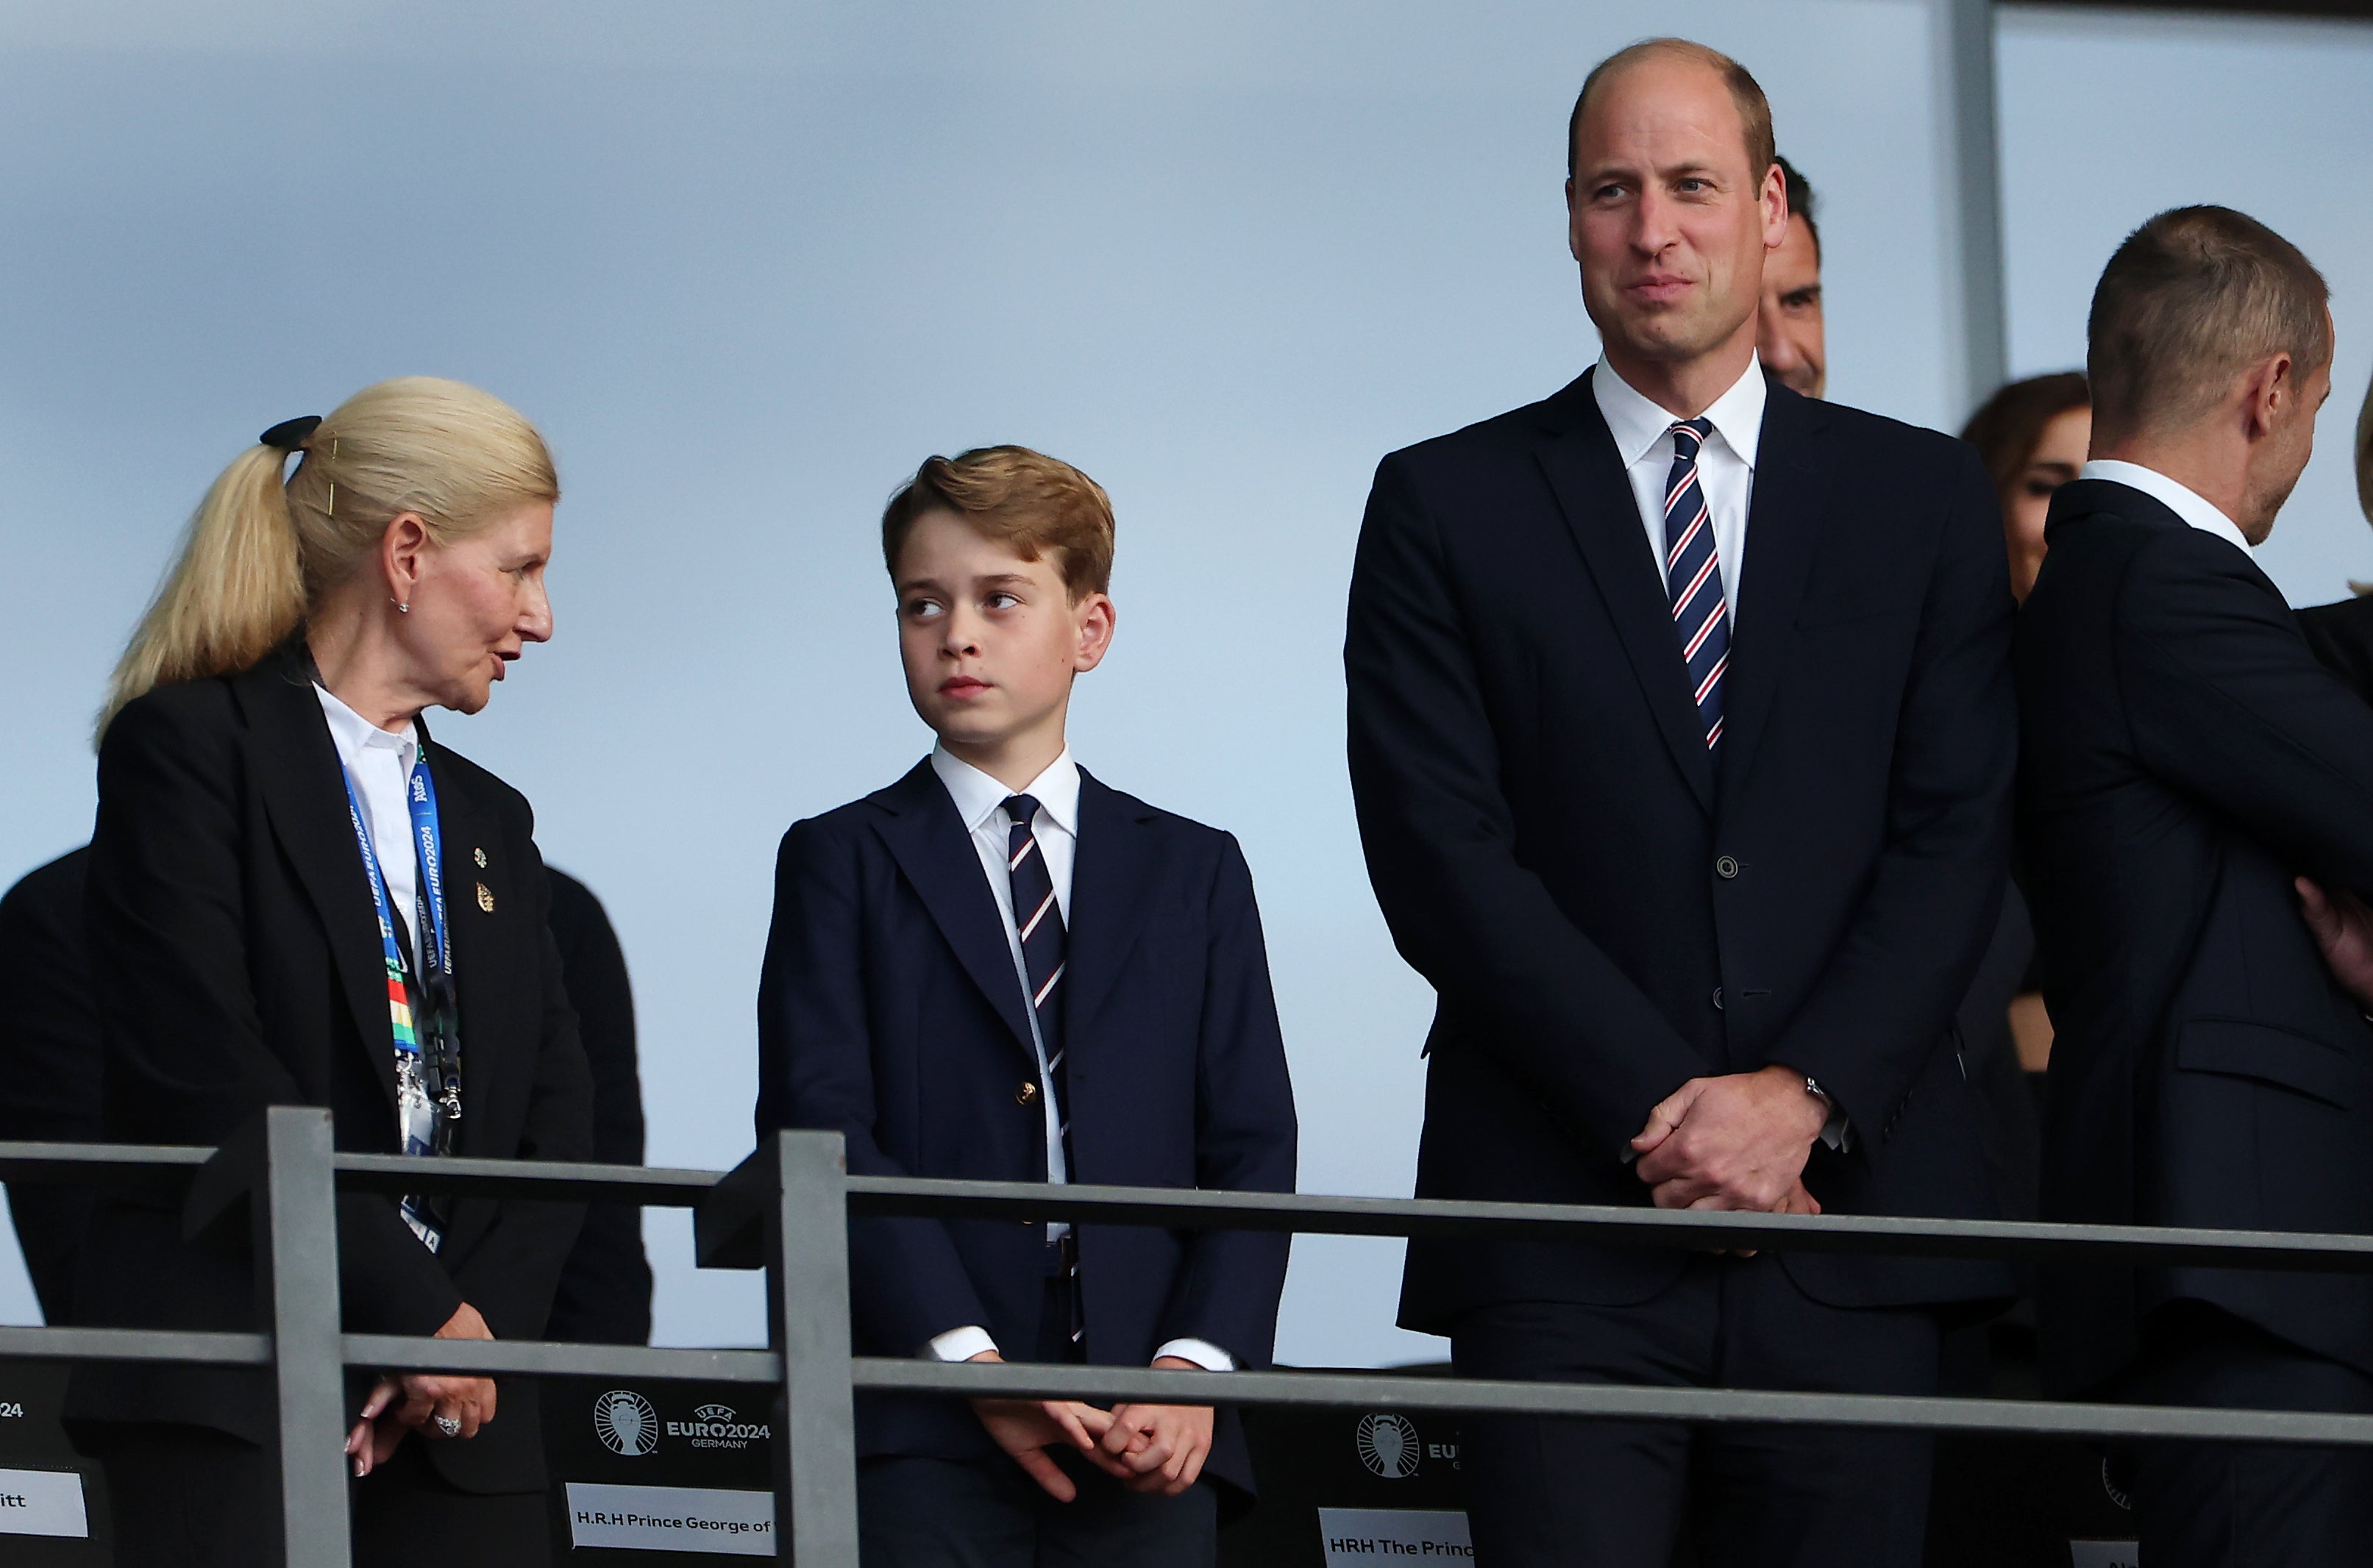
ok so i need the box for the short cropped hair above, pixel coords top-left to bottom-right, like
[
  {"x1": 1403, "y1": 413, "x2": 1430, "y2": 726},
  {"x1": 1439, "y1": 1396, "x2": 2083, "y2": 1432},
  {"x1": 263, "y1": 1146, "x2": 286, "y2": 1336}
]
[
  {"x1": 881, "y1": 446, "x2": 1114, "y2": 601},
  {"x1": 1568, "y1": 38, "x2": 1775, "y2": 188},
  {"x1": 2088, "y1": 205, "x2": 2332, "y2": 441},
  {"x1": 1776, "y1": 153, "x2": 1819, "y2": 261}
]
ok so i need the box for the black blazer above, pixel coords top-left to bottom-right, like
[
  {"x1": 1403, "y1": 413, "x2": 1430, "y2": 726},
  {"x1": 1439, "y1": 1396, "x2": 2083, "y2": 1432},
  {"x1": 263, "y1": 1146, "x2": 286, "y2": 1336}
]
[
  {"x1": 2018, "y1": 479, "x2": 2373, "y2": 1395},
  {"x1": 0, "y1": 847, "x2": 101, "y2": 1324},
  {"x1": 543, "y1": 869, "x2": 654, "y2": 1347},
  {"x1": 755, "y1": 761, "x2": 1298, "y2": 1500},
  {"x1": 2296, "y1": 592, "x2": 2373, "y2": 702},
  {"x1": 1346, "y1": 370, "x2": 2017, "y2": 1328},
  {"x1": 69, "y1": 648, "x2": 594, "y2": 1493}
]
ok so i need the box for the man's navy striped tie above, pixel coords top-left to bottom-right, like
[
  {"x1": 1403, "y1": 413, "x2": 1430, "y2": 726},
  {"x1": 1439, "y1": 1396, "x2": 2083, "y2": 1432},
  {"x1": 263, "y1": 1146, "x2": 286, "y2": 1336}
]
[
  {"x1": 1003, "y1": 793, "x2": 1083, "y2": 1349},
  {"x1": 1662, "y1": 417, "x2": 1729, "y2": 749}
]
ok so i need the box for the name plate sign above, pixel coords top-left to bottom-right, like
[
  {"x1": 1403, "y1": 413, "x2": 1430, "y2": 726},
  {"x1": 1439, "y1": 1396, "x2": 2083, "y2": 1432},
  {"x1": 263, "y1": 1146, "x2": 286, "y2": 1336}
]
[
  {"x1": 1317, "y1": 1508, "x2": 1473, "y2": 1565},
  {"x1": 0, "y1": 1469, "x2": 88, "y2": 1539}
]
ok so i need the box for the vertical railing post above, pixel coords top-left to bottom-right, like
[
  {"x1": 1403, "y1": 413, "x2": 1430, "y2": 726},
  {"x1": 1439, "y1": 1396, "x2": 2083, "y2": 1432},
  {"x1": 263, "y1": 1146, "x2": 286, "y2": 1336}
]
[
  {"x1": 261, "y1": 1106, "x2": 354, "y2": 1567},
  {"x1": 191, "y1": 1108, "x2": 353, "y2": 1567},
  {"x1": 769, "y1": 1130, "x2": 857, "y2": 1567}
]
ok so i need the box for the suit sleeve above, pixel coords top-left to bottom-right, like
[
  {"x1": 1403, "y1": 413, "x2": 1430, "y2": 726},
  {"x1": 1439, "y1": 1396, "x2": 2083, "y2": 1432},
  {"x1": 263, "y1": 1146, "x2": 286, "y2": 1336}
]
[
  {"x1": 1765, "y1": 445, "x2": 2016, "y2": 1130},
  {"x1": 1152, "y1": 834, "x2": 1297, "y2": 1366},
  {"x1": 758, "y1": 817, "x2": 989, "y2": 1355},
  {"x1": 2120, "y1": 529, "x2": 2373, "y2": 894},
  {"x1": 88, "y1": 694, "x2": 463, "y2": 1337},
  {"x1": 447, "y1": 809, "x2": 595, "y2": 1340},
  {"x1": 1345, "y1": 454, "x2": 1707, "y2": 1152}
]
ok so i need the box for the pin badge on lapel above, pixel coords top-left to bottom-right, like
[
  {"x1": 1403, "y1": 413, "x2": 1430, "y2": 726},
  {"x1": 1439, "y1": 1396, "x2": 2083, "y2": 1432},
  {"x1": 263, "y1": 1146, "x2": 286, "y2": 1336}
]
[
  {"x1": 476, "y1": 882, "x2": 496, "y2": 913},
  {"x1": 473, "y1": 847, "x2": 488, "y2": 869}
]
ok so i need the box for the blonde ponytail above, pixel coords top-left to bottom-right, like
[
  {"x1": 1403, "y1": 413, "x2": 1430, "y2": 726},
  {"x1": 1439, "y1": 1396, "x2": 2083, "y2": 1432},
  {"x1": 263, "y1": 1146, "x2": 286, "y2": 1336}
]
[
  {"x1": 99, "y1": 443, "x2": 307, "y2": 734},
  {"x1": 98, "y1": 377, "x2": 558, "y2": 737}
]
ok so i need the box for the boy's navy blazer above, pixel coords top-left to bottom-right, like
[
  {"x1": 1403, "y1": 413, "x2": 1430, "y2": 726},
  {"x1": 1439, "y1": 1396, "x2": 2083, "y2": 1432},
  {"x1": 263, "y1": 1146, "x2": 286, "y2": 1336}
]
[{"x1": 755, "y1": 760, "x2": 1298, "y2": 1497}]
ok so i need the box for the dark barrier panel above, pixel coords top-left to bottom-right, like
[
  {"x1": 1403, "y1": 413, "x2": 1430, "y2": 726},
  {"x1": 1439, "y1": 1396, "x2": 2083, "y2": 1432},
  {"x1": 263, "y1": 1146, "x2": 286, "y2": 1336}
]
[
  {"x1": 542, "y1": 1375, "x2": 776, "y2": 1560},
  {"x1": 0, "y1": 1361, "x2": 109, "y2": 1564}
]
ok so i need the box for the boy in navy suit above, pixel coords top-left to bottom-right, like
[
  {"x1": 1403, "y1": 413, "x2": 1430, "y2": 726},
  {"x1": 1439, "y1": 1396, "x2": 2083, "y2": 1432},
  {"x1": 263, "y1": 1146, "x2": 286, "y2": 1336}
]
[{"x1": 757, "y1": 446, "x2": 1298, "y2": 1567}]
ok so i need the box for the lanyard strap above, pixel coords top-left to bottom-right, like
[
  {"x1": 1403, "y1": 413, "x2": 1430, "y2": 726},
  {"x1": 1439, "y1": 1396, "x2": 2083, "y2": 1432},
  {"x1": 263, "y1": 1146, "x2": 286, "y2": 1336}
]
[
  {"x1": 338, "y1": 760, "x2": 427, "y2": 1058},
  {"x1": 335, "y1": 746, "x2": 462, "y2": 1104}
]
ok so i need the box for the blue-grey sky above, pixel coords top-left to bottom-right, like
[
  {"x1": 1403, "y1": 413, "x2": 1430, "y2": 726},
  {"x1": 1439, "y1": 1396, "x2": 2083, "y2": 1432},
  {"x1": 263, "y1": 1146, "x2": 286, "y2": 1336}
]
[{"x1": 2, "y1": 2, "x2": 2369, "y2": 1367}]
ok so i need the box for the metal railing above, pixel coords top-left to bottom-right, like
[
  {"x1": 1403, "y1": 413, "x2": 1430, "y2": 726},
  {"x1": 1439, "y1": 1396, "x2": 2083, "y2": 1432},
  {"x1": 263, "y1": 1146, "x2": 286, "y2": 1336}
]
[{"x1": 11, "y1": 1106, "x2": 2373, "y2": 1564}]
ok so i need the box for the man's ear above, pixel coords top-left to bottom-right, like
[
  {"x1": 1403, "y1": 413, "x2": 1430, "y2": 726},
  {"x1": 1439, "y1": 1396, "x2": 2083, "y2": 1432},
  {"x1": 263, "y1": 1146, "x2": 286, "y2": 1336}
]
[
  {"x1": 1760, "y1": 162, "x2": 1789, "y2": 252},
  {"x1": 2241, "y1": 352, "x2": 2296, "y2": 443}
]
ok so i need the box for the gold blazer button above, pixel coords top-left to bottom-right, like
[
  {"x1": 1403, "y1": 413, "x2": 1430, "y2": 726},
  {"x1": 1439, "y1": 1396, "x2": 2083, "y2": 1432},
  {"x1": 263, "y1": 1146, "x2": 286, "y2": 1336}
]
[
  {"x1": 1016, "y1": 1081, "x2": 1039, "y2": 1106},
  {"x1": 476, "y1": 882, "x2": 496, "y2": 913}
]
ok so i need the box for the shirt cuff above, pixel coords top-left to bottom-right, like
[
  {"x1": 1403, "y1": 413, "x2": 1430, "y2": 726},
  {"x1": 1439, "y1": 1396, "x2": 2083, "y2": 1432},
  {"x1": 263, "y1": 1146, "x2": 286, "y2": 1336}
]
[
  {"x1": 926, "y1": 1325, "x2": 999, "y2": 1363},
  {"x1": 1152, "y1": 1338, "x2": 1236, "y2": 1372},
  {"x1": 1804, "y1": 1077, "x2": 1853, "y2": 1153}
]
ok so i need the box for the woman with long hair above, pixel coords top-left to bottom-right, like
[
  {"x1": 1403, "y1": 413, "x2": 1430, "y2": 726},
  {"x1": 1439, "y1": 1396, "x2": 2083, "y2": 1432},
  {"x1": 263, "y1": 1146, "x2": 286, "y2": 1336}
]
[{"x1": 70, "y1": 377, "x2": 593, "y2": 1567}]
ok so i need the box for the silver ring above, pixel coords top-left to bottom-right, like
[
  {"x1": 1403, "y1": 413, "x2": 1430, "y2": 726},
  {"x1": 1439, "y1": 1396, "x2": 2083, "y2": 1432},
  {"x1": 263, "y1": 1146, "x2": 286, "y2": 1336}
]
[{"x1": 433, "y1": 1414, "x2": 461, "y2": 1437}]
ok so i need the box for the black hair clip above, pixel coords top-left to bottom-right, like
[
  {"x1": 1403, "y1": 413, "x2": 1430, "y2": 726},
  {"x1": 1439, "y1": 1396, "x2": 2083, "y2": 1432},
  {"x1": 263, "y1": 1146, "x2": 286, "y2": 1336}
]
[{"x1": 259, "y1": 416, "x2": 323, "y2": 451}]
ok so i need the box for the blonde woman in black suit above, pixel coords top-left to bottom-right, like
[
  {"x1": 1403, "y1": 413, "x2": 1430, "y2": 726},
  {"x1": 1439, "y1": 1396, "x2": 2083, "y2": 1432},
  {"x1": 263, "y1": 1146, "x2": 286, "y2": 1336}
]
[{"x1": 71, "y1": 378, "x2": 593, "y2": 1567}]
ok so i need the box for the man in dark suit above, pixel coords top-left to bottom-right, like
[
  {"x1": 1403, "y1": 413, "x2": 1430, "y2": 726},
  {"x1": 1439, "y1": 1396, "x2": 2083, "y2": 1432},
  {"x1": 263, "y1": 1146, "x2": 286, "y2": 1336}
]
[
  {"x1": 0, "y1": 847, "x2": 100, "y2": 1324},
  {"x1": 757, "y1": 446, "x2": 1296, "y2": 1568},
  {"x1": 2017, "y1": 207, "x2": 2355, "y2": 1568},
  {"x1": 1345, "y1": 38, "x2": 2015, "y2": 1567}
]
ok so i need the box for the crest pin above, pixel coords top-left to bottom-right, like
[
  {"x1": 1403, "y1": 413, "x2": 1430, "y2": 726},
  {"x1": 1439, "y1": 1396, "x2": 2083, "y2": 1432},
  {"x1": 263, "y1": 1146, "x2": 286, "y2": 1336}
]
[
  {"x1": 473, "y1": 847, "x2": 488, "y2": 869},
  {"x1": 475, "y1": 882, "x2": 496, "y2": 913}
]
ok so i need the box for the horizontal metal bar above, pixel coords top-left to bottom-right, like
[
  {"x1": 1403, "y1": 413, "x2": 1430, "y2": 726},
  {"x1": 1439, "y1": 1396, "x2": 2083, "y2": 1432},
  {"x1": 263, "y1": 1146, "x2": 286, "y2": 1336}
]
[
  {"x1": 0, "y1": 1141, "x2": 212, "y2": 1185},
  {"x1": 341, "y1": 1334, "x2": 779, "y2": 1383},
  {"x1": 847, "y1": 1177, "x2": 2373, "y2": 1272},
  {"x1": 0, "y1": 1325, "x2": 270, "y2": 1366},
  {"x1": 332, "y1": 1153, "x2": 722, "y2": 1206},
  {"x1": 858, "y1": 1358, "x2": 2373, "y2": 1448}
]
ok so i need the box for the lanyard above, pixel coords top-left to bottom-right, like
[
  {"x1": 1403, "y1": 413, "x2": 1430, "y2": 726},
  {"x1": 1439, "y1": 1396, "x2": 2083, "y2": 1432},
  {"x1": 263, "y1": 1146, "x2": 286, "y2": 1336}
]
[
  {"x1": 337, "y1": 741, "x2": 464, "y2": 1250},
  {"x1": 336, "y1": 747, "x2": 454, "y2": 1066}
]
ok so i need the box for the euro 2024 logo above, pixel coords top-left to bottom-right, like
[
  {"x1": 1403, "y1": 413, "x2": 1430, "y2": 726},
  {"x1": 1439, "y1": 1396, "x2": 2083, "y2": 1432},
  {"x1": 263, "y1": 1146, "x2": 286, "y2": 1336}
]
[
  {"x1": 594, "y1": 1389, "x2": 660, "y2": 1457},
  {"x1": 1355, "y1": 1413, "x2": 1422, "y2": 1478}
]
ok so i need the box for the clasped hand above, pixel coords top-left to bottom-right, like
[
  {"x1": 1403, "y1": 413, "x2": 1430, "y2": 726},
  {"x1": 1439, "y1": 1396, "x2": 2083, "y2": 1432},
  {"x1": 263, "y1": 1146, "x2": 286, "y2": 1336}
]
[
  {"x1": 967, "y1": 1350, "x2": 1213, "y2": 1500},
  {"x1": 1630, "y1": 1063, "x2": 1829, "y2": 1233},
  {"x1": 344, "y1": 1302, "x2": 498, "y2": 1478}
]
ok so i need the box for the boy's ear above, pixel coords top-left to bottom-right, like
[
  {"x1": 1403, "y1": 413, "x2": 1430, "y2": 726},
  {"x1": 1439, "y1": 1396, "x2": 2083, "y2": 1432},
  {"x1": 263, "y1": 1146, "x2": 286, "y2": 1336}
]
[{"x1": 1072, "y1": 591, "x2": 1117, "y2": 674}]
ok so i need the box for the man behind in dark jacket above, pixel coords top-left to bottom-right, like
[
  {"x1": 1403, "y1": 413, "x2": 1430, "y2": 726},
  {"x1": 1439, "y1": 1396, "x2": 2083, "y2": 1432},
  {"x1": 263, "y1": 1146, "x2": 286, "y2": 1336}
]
[{"x1": 2016, "y1": 205, "x2": 2358, "y2": 1568}]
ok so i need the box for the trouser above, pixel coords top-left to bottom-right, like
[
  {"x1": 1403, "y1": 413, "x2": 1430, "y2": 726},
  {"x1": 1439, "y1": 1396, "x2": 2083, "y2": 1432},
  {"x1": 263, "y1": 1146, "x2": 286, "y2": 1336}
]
[
  {"x1": 2116, "y1": 1302, "x2": 2373, "y2": 1568},
  {"x1": 87, "y1": 1420, "x2": 549, "y2": 1568},
  {"x1": 1450, "y1": 1253, "x2": 1942, "y2": 1568}
]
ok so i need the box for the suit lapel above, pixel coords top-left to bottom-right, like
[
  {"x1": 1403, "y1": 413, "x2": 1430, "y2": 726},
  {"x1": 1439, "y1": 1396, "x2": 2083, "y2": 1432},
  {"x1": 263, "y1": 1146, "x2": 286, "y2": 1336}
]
[
  {"x1": 1534, "y1": 370, "x2": 1715, "y2": 810},
  {"x1": 1061, "y1": 771, "x2": 1161, "y2": 1038},
  {"x1": 1715, "y1": 384, "x2": 1835, "y2": 796},
  {"x1": 238, "y1": 655, "x2": 399, "y2": 1111},
  {"x1": 868, "y1": 761, "x2": 1038, "y2": 1062}
]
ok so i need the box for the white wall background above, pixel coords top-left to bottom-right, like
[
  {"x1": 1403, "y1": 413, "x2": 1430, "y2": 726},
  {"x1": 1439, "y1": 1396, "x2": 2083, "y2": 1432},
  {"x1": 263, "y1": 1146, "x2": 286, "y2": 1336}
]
[{"x1": 0, "y1": 1, "x2": 2366, "y2": 1368}]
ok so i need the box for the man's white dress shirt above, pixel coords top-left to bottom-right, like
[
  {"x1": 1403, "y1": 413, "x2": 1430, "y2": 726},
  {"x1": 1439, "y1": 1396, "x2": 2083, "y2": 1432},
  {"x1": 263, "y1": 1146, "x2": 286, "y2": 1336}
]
[
  {"x1": 1593, "y1": 352, "x2": 1766, "y2": 623},
  {"x1": 924, "y1": 745, "x2": 1234, "y2": 1374},
  {"x1": 2080, "y1": 459, "x2": 2255, "y2": 558},
  {"x1": 314, "y1": 684, "x2": 423, "y2": 952}
]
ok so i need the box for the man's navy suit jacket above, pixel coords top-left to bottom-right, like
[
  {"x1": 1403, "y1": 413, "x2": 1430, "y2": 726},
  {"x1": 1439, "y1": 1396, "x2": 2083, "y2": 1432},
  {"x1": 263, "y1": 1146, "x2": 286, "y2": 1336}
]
[
  {"x1": 755, "y1": 760, "x2": 1298, "y2": 1497},
  {"x1": 1346, "y1": 370, "x2": 2018, "y2": 1330},
  {"x1": 2018, "y1": 478, "x2": 2373, "y2": 1396}
]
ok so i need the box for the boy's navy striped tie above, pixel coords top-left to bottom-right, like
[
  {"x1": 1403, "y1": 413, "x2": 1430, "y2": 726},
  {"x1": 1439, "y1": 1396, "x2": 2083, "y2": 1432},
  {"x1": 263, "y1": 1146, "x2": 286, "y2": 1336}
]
[
  {"x1": 1662, "y1": 417, "x2": 1729, "y2": 749},
  {"x1": 1003, "y1": 793, "x2": 1083, "y2": 1347}
]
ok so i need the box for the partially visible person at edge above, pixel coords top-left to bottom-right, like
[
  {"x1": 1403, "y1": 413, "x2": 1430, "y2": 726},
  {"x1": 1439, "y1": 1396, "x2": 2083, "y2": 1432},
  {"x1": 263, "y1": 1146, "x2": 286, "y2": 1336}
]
[
  {"x1": 1757, "y1": 152, "x2": 1824, "y2": 398},
  {"x1": 65, "y1": 377, "x2": 594, "y2": 1568},
  {"x1": 1957, "y1": 370, "x2": 2092, "y2": 1100},
  {"x1": 0, "y1": 856, "x2": 650, "y2": 1345},
  {"x1": 1345, "y1": 38, "x2": 2014, "y2": 1568},
  {"x1": 2018, "y1": 206, "x2": 2366, "y2": 1568},
  {"x1": 2292, "y1": 366, "x2": 2373, "y2": 699}
]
